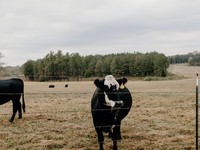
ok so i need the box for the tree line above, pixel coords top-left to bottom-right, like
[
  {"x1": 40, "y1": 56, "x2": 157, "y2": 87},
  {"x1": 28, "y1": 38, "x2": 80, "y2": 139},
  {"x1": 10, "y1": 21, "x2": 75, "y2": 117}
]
[
  {"x1": 168, "y1": 54, "x2": 189, "y2": 64},
  {"x1": 168, "y1": 51, "x2": 200, "y2": 66},
  {"x1": 22, "y1": 50, "x2": 169, "y2": 81}
]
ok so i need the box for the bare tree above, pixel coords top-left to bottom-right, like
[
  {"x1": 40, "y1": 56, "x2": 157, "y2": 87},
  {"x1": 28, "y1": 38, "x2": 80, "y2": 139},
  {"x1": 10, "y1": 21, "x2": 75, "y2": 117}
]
[
  {"x1": 0, "y1": 52, "x2": 4, "y2": 77},
  {"x1": 0, "y1": 52, "x2": 4, "y2": 66}
]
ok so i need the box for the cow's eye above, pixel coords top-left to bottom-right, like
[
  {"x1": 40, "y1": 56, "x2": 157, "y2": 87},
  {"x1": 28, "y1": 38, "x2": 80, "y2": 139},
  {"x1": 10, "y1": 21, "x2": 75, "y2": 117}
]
[{"x1": 110, "y1": 85, "x2": 117, "y2": 91}]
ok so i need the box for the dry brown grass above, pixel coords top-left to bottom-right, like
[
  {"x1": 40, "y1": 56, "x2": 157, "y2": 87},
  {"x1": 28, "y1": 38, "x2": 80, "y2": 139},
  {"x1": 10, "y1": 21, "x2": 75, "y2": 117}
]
[
  {"x1": 0, "y1": 64, "x2": 199, "y2": 149},
  {"x1": 168, "y1": 63, "x2": 199, "y2": 78}
]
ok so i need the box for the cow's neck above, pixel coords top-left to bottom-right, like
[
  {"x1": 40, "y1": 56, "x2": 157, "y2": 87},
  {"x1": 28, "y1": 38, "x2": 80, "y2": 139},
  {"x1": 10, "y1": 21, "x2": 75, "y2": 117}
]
[{"x1": 104, "y1": 92, "x2": 116, "y2": 107}]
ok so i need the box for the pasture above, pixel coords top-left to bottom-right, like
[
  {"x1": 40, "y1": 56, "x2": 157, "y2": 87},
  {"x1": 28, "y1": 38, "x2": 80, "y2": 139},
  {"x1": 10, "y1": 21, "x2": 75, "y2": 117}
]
[{"x1": 0, "y1": 63, "x2": 199, "y2": 149}]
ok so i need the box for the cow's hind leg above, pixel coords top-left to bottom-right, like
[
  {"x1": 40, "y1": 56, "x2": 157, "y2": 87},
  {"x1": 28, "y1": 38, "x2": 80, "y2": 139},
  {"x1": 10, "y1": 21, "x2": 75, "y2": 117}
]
[
  {"x1": 15, "y1": 96, "x2": 22, "y2": 119},
  {"x1": 17, "y1": 100, "x2": 22, "y2": 119}
]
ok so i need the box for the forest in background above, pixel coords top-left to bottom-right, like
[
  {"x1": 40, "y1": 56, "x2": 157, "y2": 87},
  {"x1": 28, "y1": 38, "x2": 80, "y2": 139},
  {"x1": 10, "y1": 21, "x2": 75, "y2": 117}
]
[
  {"x1": 2, "y1": 50, "x2": 200, "y2": 81},
  {"x1": 22, "y1": 50, "x2": 169, "y2": 81}
]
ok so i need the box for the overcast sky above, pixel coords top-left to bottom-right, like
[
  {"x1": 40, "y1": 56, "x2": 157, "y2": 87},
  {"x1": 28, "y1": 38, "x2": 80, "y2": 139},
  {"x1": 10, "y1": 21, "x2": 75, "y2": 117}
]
[{"x1": 1, "y1": 0, "x2": 200, "y2": 66}]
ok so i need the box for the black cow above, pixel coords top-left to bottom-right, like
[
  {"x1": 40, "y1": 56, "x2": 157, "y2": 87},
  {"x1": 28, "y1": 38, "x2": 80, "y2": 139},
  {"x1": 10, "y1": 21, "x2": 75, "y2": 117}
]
[
  {"x1": 0, "y1": 78, "x2": 25, "y2": 122},
  {"x1": 91, "y1": 75, "x2": 132, "y2": 150}
]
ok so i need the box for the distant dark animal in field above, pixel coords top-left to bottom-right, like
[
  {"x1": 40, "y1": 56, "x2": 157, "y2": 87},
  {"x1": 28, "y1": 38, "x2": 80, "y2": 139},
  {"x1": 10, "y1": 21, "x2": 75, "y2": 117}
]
[
  {"x1": 91, "y1": 75, "x2": 132, "y2": 150},
  {"x1": 0, "y1": 78, "x2": 25, "y2": 122},
  {"x1": 49, "y1": 85, "x2": 55, "y2": 88}
]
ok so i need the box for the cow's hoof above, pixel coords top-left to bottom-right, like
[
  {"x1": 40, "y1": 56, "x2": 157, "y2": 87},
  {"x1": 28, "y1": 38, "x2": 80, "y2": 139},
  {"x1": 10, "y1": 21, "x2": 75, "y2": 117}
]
[{"x1": 9, "y1": 119, "x2": 14, "y2": 123}]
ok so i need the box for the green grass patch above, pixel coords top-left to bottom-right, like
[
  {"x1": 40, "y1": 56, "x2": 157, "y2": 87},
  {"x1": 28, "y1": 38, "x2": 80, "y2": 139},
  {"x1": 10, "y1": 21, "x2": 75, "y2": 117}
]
[{"x1": 143, "y1": 74, "x2": 185, "y2": 81}]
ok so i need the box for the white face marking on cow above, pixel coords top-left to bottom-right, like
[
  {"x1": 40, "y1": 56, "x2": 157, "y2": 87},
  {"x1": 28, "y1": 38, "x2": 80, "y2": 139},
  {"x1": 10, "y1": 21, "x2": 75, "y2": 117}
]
[
  {"x1": 104, "y1": 75, "x2": 119, "y2": 90},
  {"x1": 103, "y1": 75, "x2": 119, "y2": 107}
]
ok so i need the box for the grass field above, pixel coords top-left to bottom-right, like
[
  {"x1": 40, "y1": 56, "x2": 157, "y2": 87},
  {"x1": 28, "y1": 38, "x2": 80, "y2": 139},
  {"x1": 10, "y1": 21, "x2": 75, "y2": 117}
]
[{"x1": 0, "y1": 63, "x2": 199, "y2": 149}]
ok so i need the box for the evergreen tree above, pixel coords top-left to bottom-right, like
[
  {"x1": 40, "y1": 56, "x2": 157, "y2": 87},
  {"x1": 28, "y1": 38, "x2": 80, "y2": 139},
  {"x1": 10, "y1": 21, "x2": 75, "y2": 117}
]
[
  {"x1": 154, "y1": 54, "x2": 169, "y2": 77},
  {"x1": 84, "y1": 56, "x2": 97, "y2": 77},
  {"x1": 23, "y1": 60, "x2": 35, "y2": 81},
  {"x1": 101, "y1": 56, "x2": 112, "y2": 76},
  {"x1": 69, "y1": 53, "x2": 83, "y2": 80},
  {"x1": 95, "y1": 57, "x2": 103, "y2": 77}
]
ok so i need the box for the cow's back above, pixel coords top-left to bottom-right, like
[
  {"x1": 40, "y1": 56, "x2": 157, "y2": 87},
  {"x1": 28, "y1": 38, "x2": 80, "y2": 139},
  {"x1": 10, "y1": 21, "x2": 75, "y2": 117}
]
[{"x1": 0, "y1": 78, "x2": 24, "y2": 93}]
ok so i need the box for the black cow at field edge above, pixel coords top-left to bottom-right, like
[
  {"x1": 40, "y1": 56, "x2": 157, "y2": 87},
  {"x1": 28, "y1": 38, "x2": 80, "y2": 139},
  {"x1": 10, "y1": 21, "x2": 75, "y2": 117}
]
[
  {"x1": 0, "y1": 78, "x2": 25, "y2": 122},
  {"x1": 91, "y1": 75, "x2": 132, "y2": 150}
]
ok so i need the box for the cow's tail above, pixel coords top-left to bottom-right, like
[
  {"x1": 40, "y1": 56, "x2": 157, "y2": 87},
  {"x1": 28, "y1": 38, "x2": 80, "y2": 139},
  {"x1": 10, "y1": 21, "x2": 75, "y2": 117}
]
[
  {"x1": 21, "y1": 79, "x2": 26, "y2": 113},
  {"x1": 22, "y1": 93, "x2": 25, "y2": 113}
]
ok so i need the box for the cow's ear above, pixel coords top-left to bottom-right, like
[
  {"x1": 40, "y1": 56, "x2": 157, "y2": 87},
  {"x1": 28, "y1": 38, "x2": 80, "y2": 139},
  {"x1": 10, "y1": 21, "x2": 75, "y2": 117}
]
[
  {"x1": 117, "y1": 77, "x2": 128, "y2": 85},
  {"x1": 94, "y1": 79, "x2": 104, "y2": 88},
  {"x1": 122, "y1": 77, "x2": 128, "y2": 84},
  {"x1": 117, "y1": 77, "x2": 128, "y2": 89},
  {"x1": 117, "y1": 78, "x2": 122, "y2": 86}
]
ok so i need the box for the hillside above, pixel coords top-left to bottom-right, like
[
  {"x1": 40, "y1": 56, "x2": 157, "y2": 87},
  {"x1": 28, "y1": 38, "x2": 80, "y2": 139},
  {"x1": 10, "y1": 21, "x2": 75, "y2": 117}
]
[
  {"x1": 0, "y1": 66, "x2": 23, "y2": 78},
  {"x1": 168, "y1": 63, "x2": 200, "y2": 78}
]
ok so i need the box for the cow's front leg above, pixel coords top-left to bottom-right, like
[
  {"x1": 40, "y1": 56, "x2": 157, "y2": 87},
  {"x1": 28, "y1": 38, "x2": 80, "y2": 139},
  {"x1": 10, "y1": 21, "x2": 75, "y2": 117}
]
[
  {"x1": 113, "y1": 140, "x2": 118, "y2": 150},
  {"x1": 112, "y1": 122, "x2": 121, "y2": 150},
  {"x1": 117, "y1": 123, "x2": 122, "y2": 140},
  {"x1": 10, "y1": 114, "x2": 16, "y2": 122},
  {"x1": 10, "y1": 101, "x2": 17, "y2": 122},
  {"x1": 99, "y1": 142, "x2": 104, "y2": 150},
  {"x1": 95, "y1": 128, "x2": 104, "y2": 150}
]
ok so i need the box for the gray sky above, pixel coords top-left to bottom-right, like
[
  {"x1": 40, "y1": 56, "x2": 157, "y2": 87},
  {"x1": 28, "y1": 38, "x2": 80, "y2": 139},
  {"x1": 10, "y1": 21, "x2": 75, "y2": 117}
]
[{"x1": 1, "y1": 0, "x2": 200, "y2": 66}]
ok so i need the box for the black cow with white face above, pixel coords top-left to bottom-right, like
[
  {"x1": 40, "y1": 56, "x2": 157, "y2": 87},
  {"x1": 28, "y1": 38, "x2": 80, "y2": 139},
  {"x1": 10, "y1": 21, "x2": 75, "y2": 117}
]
[
  {"x1": 91, "y1": 75, "x2": 132, "y2": 150},
  {"x1": 0, "y1": 78, "x2": 25, "y2": 122}
]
